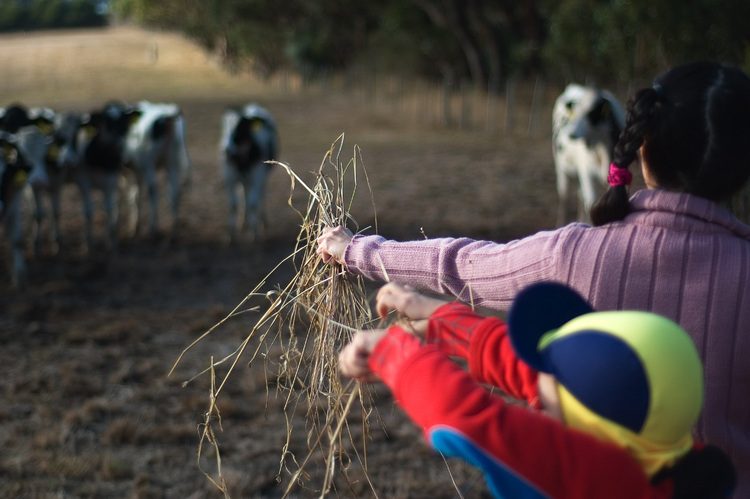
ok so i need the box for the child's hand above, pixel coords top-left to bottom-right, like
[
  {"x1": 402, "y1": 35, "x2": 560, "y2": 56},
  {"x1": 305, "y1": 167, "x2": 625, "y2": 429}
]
[
  {"x1": 376, "y1": 283, "x2": 448, "y2": 322},
  {"x1": 316, "y1": 225, "x2": 353, "y2": 265},
  {"x1": 338, "y1": 329, "x2": 388, "y2": 383}
]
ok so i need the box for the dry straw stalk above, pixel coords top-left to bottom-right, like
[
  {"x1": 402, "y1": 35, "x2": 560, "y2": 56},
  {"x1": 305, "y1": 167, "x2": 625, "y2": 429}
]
[{"x1": 171, "y1": 133, "x2": 380, "y2": 498}]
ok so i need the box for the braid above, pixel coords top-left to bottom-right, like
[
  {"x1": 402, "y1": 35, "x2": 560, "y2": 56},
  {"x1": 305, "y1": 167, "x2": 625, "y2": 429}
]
[{"x1": 591, "y1": 88, "x2": 661, "y2": 226}]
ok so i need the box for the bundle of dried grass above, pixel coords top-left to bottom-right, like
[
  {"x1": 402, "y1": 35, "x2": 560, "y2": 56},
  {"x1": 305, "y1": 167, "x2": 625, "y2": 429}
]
[{"x1": 171, "y1": 133, "x2": 381, "y2": 498}]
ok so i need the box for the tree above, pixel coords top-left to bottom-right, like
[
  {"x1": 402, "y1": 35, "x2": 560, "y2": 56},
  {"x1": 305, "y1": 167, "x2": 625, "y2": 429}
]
[{"x1": 541, "y1": 0, "x2": 750, "y2": 84}]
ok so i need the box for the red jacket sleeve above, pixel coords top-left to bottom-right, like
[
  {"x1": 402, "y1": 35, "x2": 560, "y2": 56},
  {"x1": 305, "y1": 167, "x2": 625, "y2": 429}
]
[
  {"x1": 427, "y1": 302, "x2": 540, "y2": 408},
  {"x1": 368, "y1": 327, "x2": 674, "y2": 499}
]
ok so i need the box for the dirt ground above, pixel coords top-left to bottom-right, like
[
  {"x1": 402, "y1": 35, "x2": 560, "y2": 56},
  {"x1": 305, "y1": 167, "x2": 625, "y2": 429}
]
[{"x1": 0, "y1": 27, "x2": 560, "y2": 498}]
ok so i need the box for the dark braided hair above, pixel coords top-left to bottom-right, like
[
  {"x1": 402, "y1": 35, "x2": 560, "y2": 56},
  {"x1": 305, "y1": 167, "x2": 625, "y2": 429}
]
[{"x1": 591, "y1": 61, "x2": 750, "y2": 226}]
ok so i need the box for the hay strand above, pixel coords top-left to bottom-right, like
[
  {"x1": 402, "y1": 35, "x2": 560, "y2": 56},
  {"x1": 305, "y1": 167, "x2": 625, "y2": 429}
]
[{"x1": 173, "y1": 133, "x2": 379, "y2": 498}]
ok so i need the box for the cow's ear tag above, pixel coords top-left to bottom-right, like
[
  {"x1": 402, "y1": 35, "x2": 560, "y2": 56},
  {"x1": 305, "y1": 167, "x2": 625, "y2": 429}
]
[
  {"x1": 2, "y1": 144, "x2": 17, "y2": 165},
  {"x1": 36, "y1": 121, "x2": 55, "y2": 136},
  {"x1": 13, "y1": 169, "x2": 27, "y2": 187},
  {"x1": 251, "y1": 119, "x2": 264, "y2": 132},
  {"x1": 601, "y1": 102, "x2": 611, "y2": 119},
  {"x1": 46, "y1": 144, "x2": 60, "y2": 162},
  {"x1": 83, "y1": 123, "x2": 97, "y2": 139},
  {"x1": 129, "y1": 112, "x2": 143, "y2": 126}
]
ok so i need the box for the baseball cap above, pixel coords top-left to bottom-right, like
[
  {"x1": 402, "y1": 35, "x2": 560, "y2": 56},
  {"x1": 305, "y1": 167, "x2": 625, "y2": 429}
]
[{"x1": 506, "y1": 282, "x2": 703, "y2": 445}]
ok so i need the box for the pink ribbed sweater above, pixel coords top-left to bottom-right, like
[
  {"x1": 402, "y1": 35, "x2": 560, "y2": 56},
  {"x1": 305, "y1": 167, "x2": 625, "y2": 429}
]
[{"x1": 344, "y1": 189, "x2": 750, "y2": 497}]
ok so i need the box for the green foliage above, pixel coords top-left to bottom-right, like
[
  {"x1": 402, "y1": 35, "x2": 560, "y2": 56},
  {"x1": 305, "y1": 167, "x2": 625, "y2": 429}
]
[
  {"x1": 542, "y1": 0, "x2": 750, "y2": 84},
  {"x1": 0, "y1": 1, "x2": 26, "y2": 31},
  {"x1": 13, "y1": 0, "x2": 750, "y2": 87},
  {"x1": 0, "y1": 0, "x2": 107, "y2": 32}
]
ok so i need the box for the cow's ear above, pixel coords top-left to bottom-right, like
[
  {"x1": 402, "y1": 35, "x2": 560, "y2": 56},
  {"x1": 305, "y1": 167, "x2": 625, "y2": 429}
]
[
  {"x1": 85, "y1": 112, "x2": 103, "y2": 127},
  {"x1": 13, "y1": 169, "x2": 28, "y2": 187},
  {"x1": 33, "y1": 119, "x2": 55, "y2": 136},
  {"x1": 128, "y1": 110, "x2": 143, "y2": 126}
]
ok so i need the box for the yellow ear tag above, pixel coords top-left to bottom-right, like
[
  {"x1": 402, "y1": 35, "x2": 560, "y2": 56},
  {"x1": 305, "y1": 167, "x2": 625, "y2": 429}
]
[
  {"x1": 46, "y1": 143, "x2": 60, "y2": 162},
  {"x1": 83, "y1": 123, "x2": 97, "y2": 139},
  {"x1": 14, "y1": 169, "x2": 27, "y2": 187},
  {"x1": 251, "y1": 119, "x2": 264, "y2": 132},
  {"x1": 2, "y1": 144, "x2": 18, "y2": 164},
  {"x1": 38, "y1": 122, "x2": 55, "y2": 136}
]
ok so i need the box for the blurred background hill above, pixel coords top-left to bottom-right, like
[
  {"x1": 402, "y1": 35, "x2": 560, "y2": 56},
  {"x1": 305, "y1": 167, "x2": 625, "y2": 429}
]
[{"x1": 2, "y1": 0, "x2": 749, "y2": 90}]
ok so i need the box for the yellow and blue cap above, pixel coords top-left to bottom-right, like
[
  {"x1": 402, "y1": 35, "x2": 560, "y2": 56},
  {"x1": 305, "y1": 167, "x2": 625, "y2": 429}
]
[{"x1": 507, "y1": 282, "x2": 703, "y2": 449}]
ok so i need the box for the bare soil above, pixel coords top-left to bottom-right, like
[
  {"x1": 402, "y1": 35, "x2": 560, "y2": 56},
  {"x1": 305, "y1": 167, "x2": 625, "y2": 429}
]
[{"x1": 0, "y1": 27, "x2": 559, "y2": 498}]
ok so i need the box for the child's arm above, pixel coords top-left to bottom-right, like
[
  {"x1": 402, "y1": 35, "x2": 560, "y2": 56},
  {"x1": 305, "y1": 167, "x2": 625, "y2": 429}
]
[
  {"x1": 373, "y1": 283, "x2": 540, "y2": 405},
  {"x1": 374, "y1": 282, "x2": 449, "y2": 337},
  {"x1": 366, "y1": 327, "x2": 669, "y2": 499},
  {"x1": 427, "y1": 302, "x2": 540, "y2": 406}
]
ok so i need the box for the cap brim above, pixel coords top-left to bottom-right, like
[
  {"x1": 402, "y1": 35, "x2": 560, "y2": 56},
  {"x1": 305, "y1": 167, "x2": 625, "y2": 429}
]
[{"x1": 507, "y1": 282, "x2": 594, "y2": 372}]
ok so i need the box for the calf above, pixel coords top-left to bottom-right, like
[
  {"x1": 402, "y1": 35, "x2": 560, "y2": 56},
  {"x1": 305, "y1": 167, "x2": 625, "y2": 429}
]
[
  {"x1": 123, "y1": 101, "x2": 192, "y2": 238},
  {"x1": 552, "y1": 84, "x2": 625, "y2": 225},
  {"x1": 69, "y1": 102, "x2": 141, "y2": 251},
  {"x1": 0, "y1": 131, "x2": 32, "y2": 288},
  {"x1": 219, "y1": 104, "x2": 278, "y2": 243},
  {"x1": 0, "y1": 104, "x2": 51, "y2": 190}
]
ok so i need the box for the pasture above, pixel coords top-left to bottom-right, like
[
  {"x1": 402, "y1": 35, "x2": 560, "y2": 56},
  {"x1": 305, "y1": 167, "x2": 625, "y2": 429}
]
[{"x1": 0, "y1": 27, "x2": 562, "y2": 498}]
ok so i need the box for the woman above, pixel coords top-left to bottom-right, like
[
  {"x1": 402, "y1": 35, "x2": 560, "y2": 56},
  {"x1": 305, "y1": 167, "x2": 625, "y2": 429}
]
[{"x1": 318, "y1": 61, "x2": 750, "y2": 496}]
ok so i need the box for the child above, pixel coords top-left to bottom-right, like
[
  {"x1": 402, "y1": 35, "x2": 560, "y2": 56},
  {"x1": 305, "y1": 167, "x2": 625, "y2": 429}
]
[
  {"x1": 320, "y1": 62, "x2": 750, "y2": 495},
  {"x1": 339, "y1": 282, "x2": 736, "y2": 498}
]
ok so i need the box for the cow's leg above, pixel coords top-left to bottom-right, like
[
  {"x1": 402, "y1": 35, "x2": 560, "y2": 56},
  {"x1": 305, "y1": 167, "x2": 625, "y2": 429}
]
[
  {"x1": 224, "y1": 162, "x2": 240, "y2": 244},
  {"x1": 245, "y1": 163, "x2": 271, "y2": 242},
  {"x1": 166, "y1": 161, "x2": 181, "y2": 237},
  {"x1": 577, "y1": 162, "x2": 599, "y2": 224},
  {"x1": 117, "y1": 168, "x2": 140, "y2": 239},
  {"x1": 141, "y1": 164, "x2": 159, "y2": 236},
  {"x1": 31, "y1": 186, "x2": 46, "y2": 256},
  {"x1": 4, "y1": 198, "x2": 27, "y2": 289},
  {"x1": 50, "y1": 184, "x2": 63, "y2": 254},
  {"x1": 75, "y1": 176, "x2": 96, "y2": 253},
  {"x1": 102, "y1": 173, "x2": 121, "y2": 250},
  {"x1": 555, "y1": 163, "x2": 571, "y2": 227}
]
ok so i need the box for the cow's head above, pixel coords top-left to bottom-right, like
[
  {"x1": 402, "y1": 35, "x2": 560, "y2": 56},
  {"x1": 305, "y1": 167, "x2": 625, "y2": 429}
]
[
  {"x1": 0, "y1": 103, "x2": 32, "y2": 134},
  {"x1": 229, "y1": 116, "x2": 265, "y2": 169},
  {"x1": 54, "y1": 112, "x2": 83, "y2": 170},
  {"x1": 82, "y1": 102, "x2": 142, "y2": 170},
  {"x1": 554, "y1": 84, "x2": 625, "y2": 154}
]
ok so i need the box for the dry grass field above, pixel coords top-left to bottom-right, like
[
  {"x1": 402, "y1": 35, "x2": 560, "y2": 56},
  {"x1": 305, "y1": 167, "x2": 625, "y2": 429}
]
[{"x1": 0, "y1": 26, "x2": 561, "y2": 498}]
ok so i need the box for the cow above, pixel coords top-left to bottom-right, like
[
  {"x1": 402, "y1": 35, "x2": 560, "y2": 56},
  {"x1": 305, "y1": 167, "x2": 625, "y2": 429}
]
[
  {"x1": 122, "y1": 101, "x2": 192, "y2": 239},
  {"x1": 552, "y1": 84, "x2": 626, "y2": 225},
  {"x1": 66, "y1": 102, "x2": 142, "y2": 251},
  {"x1": 219, "y1": 104, "x2": 278, "y2": 244},
  {"x1": 4, "y1": 106, "x2": 62, "y2": 255},
  {"x1": 0, "y1": 131, "x2": 32, "y2": 288},
  {"x1": 0, "y1": 104, "x2": 53, "y2": 190}
]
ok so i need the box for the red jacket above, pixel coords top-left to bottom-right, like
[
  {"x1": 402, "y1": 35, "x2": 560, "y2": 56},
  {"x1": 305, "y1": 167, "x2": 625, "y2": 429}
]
[{"x1": 368, "y1": 302, "x2": 734, "y2": 498}]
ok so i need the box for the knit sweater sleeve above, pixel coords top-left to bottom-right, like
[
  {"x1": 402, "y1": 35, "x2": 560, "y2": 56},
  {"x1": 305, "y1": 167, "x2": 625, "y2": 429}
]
[
  {"x1": 343, "y1": 230, "x2": 569, "y2": 309},
  {"x1": 368, "y1": 327, "x2": 673, "y2": 499},
  {"x1": 426, "y1": 302, "x2": 540, "y2": 407}
]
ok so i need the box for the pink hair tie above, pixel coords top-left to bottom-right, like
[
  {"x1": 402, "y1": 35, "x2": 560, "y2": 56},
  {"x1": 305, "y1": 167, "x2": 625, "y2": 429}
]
[{"x1": 607, "y1": 163, "x2": 632, "y2": 187}]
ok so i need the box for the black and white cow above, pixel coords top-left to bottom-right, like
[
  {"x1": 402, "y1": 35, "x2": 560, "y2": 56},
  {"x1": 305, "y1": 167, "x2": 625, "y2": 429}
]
[
  {"x1": 219, "y1": 104, "x2": 278, "y2": 243},
  {"x1": 552, "y1": 84, "x2": 626, "y2": 225},
  {"x1": 122, "y1": 101, "x2": 192, "y2": 239},
  {"x1": 5, "y1": 106, "x2": 64, "y2": 255},
  {"x1": 0, "y1": 104, "x2": 52, "y2": 191},
  {"x1": 0, "y1": 131, "x2": 32, "y2": 288},
  {"x1": 68, "y1": 101, "x2": 142, "y2": 251}
]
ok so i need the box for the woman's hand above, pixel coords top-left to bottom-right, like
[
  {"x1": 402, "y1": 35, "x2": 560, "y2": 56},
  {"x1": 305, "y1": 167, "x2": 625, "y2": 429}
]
[
  {"x1": 338, "y1": 329, "x2": 388, "y2": 383},
  {"x1": 316, "y1": 225, "x2": 354, "y2": 265},
  {"x1": 375, "y1": 283, "x2": 448, "y2": 338}
]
